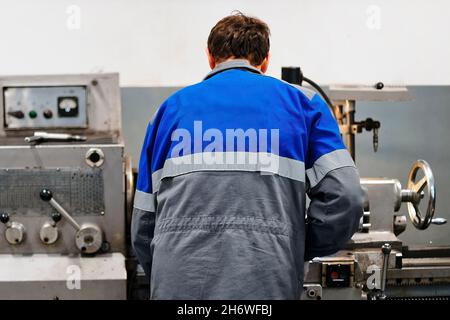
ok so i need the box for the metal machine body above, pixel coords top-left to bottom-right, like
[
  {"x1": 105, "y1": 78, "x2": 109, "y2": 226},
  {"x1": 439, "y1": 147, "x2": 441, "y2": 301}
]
[
  {"x1": 302, "y1": 86, "x2": 450, "y2": 300},
  {"x1": 2, "y1": 73, "x2": 448, "y2": 300},
  {"x1": 0, "y1": 73, "x2": 130, "y2": 299},
  {"x1": 329, "y1": 84, "x2": 410, "y2": 160}
]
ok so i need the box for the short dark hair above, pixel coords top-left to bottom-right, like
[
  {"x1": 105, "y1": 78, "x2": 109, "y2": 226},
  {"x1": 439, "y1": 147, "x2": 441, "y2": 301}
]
[{"x1": 207, "y1": 12, "x2": 270, "y2": 66}]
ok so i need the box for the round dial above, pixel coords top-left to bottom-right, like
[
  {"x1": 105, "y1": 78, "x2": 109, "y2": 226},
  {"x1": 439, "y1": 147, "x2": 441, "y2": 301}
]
[
  {"x1": 58, "y1": 98, "x2": 77, "y2": 113},
  {"x1": 5, "y1": 221, "x2": 25, "y2": 245},
  {"x1": 40, "y1": 222, "x2": 59, "y2": 244},
  {"x1": 75, "y1": 224, "x2": 103, "y2": 254}
]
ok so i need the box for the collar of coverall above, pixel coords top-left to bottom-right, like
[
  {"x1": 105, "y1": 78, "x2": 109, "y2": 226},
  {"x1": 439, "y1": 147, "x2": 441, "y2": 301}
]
[{"x1": 203, "y1": 59, "x2": 263, "y2": 80}]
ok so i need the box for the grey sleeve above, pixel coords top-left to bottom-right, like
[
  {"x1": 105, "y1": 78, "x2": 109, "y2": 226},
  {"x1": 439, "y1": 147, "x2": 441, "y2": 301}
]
[
  {"x1": 305, "y1": 166, "x2": 364, "y2": 261},
  {"x1": 131, "y1": 207, "x2": 155, "y2": 277}
]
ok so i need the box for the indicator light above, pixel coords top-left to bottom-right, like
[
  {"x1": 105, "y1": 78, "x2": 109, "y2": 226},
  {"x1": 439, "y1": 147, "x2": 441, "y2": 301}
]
[{"x1": 28, "y1": 110, "x2": 37, "y2": 119}]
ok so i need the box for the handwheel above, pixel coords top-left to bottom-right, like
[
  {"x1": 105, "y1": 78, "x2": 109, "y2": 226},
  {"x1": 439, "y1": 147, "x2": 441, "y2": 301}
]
[
  {"x1": 125, "y1": 155, "x2": 135, "y2": 232},
  {"x1": 401, "y1": 160, "x2": 436, "y2": 230}
]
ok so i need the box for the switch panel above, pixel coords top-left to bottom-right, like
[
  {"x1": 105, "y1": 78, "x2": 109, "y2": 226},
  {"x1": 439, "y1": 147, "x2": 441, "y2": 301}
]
[
  {"x1": 3, "y1": 86, "x2": 87, "y2": 129},
  {"x1": 321, "y1": 262, "x2": 355, "y2": 288}
]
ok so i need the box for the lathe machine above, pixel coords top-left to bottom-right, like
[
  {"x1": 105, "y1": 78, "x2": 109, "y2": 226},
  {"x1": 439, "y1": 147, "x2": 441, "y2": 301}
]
[
  {"x1": 0, "y1": 73, "x2": 449, "y2": 300},
  {"x1": 302, "y1": 85, "x2": 450, "y2": 300},
  {"x1": 0, "y1": 73, "x2": 134, "y2": 299}
]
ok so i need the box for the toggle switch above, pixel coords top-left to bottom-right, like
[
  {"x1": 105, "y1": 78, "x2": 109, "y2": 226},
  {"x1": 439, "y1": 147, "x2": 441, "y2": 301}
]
[{"x1": 7, "y1": 110, "x2": 25, "y2": 119}]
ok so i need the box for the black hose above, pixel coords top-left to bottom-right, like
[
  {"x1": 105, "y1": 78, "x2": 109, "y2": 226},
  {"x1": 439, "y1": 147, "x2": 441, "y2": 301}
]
[
  {"x1": 302, "y1": 76, "x2": 336, "y2": 118},
  {"x1": 281, "y1": 67, "x2": 336, "y2": 118}
]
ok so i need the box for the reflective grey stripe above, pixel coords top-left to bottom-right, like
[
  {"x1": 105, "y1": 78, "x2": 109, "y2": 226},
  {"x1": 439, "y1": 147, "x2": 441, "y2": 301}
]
[
  {"x1": 150, "y1": 106, "x2": 161, "y2": 124},
  {"x1": 280, "y1": 81, "x2": 316, "y2": 101},
  {"x1": 133, "y1": 190, "x2": 156, "y2": 212},
  {"x1": 204, "y1": 59, "x2": 262, "y2": 80},
  {"x1": 151, "y1": 152, "x2": 305, "y2": 192},
  {"x1": 306, "y1": 149, "x2": 355, "y2": 188}
]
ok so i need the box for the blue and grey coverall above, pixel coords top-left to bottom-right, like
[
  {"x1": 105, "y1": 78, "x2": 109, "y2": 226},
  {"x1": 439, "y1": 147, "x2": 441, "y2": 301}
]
[{"x1": 131, "y1": 59, "x2": 364, "y2": 299}]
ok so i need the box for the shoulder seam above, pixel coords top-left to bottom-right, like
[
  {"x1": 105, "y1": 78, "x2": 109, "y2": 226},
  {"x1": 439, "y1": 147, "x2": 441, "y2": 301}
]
[
  {"x1": 280, "y1": 79, "x2": 317, "y2": 101},
  {"x1": 261, "y1": 74, "x2": 317, "y2": 101}
]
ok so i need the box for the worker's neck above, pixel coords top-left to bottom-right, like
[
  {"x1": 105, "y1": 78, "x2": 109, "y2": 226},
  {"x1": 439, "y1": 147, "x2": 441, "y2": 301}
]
[{"x1": 214, "y1": 58, "x2": 262, "y2": 71}]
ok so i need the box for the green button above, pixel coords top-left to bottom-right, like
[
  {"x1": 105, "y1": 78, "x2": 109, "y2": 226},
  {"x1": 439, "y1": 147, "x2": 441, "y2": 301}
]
[{"x1": 28, "y1": 110, "x2": 37, "y2": 119}]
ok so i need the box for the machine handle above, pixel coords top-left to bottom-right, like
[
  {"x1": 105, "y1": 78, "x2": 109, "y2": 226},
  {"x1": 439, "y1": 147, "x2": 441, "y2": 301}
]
[
  {"x1": 373, "y1": 128, "x2": 379, "y2": 152},
  {"x1": 40, "y1": 189, "x2": 81, "y2": 231},
  {"x1": 431, "y1": 217, "x2": 447, "y2": 225},
  {"x1": 40, "y1": 188, "x2": 104, "y2": 254},
  {"x1": 379, "y1": 243, "x2": 391, "y2": 300},
  {"x1": 25, "y1": 132, "x2": 86, "y2": 144}
]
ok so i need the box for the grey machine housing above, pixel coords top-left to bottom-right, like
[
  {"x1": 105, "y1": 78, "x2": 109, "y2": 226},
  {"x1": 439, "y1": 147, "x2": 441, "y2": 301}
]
[
  {"x1": 0, "y1": 73, "x2": 131, "y2": 299},
  {"x1": 302, "y1": 85, "x2": 449, "y2": 300}
]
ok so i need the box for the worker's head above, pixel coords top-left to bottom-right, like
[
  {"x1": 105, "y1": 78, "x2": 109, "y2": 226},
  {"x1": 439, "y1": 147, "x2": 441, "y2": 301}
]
[{"x1": 207, "y1": 12, "x2": 270, "y2": 73}]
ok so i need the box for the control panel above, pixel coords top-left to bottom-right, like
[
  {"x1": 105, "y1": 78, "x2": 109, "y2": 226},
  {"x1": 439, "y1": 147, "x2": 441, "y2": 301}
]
[
  {"x1": 322, "y1": 261, "x2": 355, "y2": 288},
  {"x1": 3, "y1": 86, "x2": 87, "y2": 129},
  {"x1": 0, "y1": 74, "x2": 129, "y2": 300},
  {"x1": 0, "y1": 74, "x2": 126, "y2": 255}
]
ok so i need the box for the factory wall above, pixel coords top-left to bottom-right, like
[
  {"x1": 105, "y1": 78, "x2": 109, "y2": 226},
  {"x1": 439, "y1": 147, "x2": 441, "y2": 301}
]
[{"x1": 0, "y1": 0, "x2": 449, "y2": 86}]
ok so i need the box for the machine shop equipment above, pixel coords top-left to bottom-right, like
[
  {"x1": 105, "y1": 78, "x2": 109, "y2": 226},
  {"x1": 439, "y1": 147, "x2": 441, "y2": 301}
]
[
  {"x1": 282, "y1": 67, "x2": 450, "y2": 299},
  {"x1": 282, "y1": 67, "x2": 389, "y2": 160},
  {"x1": 0, "y1": 73, "x2": 134, "y2": 299},
  {"x1": 3, "y1": 71, "x2": 448, "y2": 300},
  {"x1": 327, "y1": 84, "x2": 407, "y2": 160},
  {"x1": 300, "y1": 84, "x2": 450, "y2": 300}
]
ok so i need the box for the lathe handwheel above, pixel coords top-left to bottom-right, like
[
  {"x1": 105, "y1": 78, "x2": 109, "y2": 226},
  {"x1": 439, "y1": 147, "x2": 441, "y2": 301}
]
[
  {"x1": 125, "y1": 155, "x2": 135, "y2": 235},
  {"x1": 405, "y1": 160, "x2": 436, "y2": 230}
]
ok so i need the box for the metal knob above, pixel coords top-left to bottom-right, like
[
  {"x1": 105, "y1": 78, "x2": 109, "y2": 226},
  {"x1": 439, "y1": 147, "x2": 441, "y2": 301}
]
[
  {"x1": 5, "y1": 222, "x2": 25, "y2": 245},
  {"x1": 375, "y1": 82, "x2": 384, "y2": 90},
  {"x1": 40, "y1": 211, "x2": 62, "y2": 245},
  {"x1": 0, "y1": 212, "x2": 25, "y2": 245},
  {"x1": 0, "y1": 212, "x2": 10, "y2": 224},
  {"x1": 40, "y1": 222, "x2": 59, "y2": 245},
  {"x1": 51, "y1": 212, "x2": 62, "y2": 223},
  {"x1": 40, "y1": 188, "x2": 53, "y2": 202}
]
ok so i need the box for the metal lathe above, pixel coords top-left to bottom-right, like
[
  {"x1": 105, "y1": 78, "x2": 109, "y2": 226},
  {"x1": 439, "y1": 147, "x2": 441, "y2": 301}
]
[{"x1": 0, "y1": 73, "x2": 449, "y2": 300}]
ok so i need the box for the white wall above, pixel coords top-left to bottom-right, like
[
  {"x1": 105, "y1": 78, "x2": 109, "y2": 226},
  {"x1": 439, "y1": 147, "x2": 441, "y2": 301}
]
[{"x1": 0, "y1": 0, "x2": 449, "y2": 86}]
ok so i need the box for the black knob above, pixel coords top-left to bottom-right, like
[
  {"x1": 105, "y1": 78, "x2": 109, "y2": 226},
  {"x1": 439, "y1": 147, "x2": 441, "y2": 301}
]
[
  {"x1": 101, "y1": 241, "x2": 111, "y2": 253},
  {"x1": 51, "y1": 212, "x2": 62, "y2": 223},
  {"x1": 364, "y1": 118, "x2": 374, "y2": 130},
  {"x1": 89, "y1": 151, "x2": 101, "y2": 163},
  {"x1": 382, "y1": 243, "x2": 392, "y2": 254},
  {"x1": 40, "y1": 188, "x2": 53, "y2": 201},
  {"x1": 43, "y1": 109, "x2": 53, "y2": 119},
  {"x1": 375, "y1": 82, "x2": 384, "y2": 90},
  {"x1": 0, "y1": 212, "x2": 9, "y2": 224}
]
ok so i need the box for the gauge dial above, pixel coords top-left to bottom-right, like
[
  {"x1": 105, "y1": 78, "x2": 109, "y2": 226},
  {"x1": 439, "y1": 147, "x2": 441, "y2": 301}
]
[{"x1": 57, "y1": 96, "x2": 79, "y2": 117}]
